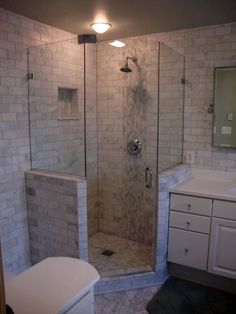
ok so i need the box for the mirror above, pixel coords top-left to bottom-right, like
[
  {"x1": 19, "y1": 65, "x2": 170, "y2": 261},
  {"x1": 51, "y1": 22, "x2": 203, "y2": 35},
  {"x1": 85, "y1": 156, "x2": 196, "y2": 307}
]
[{"x1": 213, "y1": 66, "x2": 236, "y2": 147}]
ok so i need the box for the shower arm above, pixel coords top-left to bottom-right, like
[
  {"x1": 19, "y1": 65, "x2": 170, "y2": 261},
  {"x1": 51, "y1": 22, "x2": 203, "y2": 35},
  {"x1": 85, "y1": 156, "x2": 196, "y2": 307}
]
[{"x1": 127, "y1": 57, "x2": 137, "y2": 64}]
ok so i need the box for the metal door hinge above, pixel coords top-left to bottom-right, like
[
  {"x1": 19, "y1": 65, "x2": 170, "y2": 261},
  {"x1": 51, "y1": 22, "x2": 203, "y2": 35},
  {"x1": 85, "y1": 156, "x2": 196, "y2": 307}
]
[{"x1": 27, "y1": 72, "x2": 34, "y2": 80}]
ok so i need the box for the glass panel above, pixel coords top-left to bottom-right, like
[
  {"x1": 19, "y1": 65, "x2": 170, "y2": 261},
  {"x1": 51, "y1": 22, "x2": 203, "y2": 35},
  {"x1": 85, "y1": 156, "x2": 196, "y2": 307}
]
[
  {"x1": 158, "y1": 43, "x2": 185, "y2": 172},
  {"x1": 121, "y1": 38, "x2": 158, "y2": 249},
  {"x1": 88, "y1": 38, "x2": 159, "y2": 276},
  {"x1": 27, "y1": 38, "x2": 85, "y2": 176}
]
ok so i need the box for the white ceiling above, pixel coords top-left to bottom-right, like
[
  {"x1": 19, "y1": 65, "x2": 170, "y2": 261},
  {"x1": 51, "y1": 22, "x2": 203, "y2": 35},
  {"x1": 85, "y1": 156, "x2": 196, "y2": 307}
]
[{"x1": 1, "y1": 0, "x2": 236, "y2": 41}]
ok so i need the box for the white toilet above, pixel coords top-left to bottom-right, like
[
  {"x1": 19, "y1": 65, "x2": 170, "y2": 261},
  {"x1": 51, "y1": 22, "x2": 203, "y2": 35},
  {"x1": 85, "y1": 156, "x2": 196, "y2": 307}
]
[{"x1": 5, "y1": 257, "x2": 100, "y2": 314}]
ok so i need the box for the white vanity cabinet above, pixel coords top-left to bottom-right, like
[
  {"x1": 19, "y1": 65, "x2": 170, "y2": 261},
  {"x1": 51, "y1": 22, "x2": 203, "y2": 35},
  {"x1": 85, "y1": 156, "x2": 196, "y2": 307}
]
[
  {"x1": 208, "y1": 201, "x2": 236, "y2": 280},
  {"x1": 168, "y1": 194, "x2": 212, "y2": 271},
  {"x1": 168, "y1": 194, "x2": 236, "y2": 280}
]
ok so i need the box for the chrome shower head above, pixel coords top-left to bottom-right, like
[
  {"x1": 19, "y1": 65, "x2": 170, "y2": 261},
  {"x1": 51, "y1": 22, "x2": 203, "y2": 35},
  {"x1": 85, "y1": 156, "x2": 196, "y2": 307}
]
[
  {"x1": 120, "y1": 62, "x2": 132, "y2": 73},
  {"x1": 120, "y1": 56, "x2": 137, "y2": 73}
]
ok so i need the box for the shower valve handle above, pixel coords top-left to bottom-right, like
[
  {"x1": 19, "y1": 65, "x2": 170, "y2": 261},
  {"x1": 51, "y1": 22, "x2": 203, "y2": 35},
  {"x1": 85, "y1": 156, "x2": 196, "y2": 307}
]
[{"x1": 127, "y1": 139, "x2": 142, "y2": 155}]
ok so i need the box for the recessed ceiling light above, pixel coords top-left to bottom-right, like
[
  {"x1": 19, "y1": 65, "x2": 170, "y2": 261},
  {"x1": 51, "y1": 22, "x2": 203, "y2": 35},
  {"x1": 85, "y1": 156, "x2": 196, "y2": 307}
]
[
  {"x1": 109, "y1": 40, "x2": 126, "y2": 48},
  {"x1": 90, "y1": 22, "x2": 112, "y2": 34}
]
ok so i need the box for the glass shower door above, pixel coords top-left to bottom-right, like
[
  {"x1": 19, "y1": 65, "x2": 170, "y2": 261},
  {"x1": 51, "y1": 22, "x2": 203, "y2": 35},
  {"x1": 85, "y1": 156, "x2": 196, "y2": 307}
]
[
  {"x1": 121, "y1": 38, "x2": 159, "y2": 250},
  {"x1": 158, "y1": 43, "x2": 185, "y2": 172},
  {"x1": 91, "y1": 38, "x2": 159, "y2": 275},
  {"x1": 88, "y1": 39, "x2": 185, "y2": 277}
]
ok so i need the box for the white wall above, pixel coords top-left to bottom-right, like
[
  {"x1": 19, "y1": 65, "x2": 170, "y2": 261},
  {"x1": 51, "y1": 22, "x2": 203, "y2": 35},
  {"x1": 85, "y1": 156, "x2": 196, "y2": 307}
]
[{"x1": 151, "y1": 23, "x2": 236, "y2": 170}]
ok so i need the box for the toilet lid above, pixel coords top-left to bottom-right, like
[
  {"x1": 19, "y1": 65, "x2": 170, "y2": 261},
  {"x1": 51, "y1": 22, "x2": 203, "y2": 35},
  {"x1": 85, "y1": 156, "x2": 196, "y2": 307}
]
[{"x1": 5, "y1": 257, "x2": 99, "y2": 314}]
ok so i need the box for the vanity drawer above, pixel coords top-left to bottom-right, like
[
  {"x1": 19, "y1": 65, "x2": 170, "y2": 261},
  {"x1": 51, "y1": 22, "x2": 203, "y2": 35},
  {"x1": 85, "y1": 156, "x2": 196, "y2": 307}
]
[
  {"x1": 213, "y1": 200, "x2": 236, "y2": 221},
  {"x1": 170, "y1": 194, "x2": 212, "y2": 216},
  {"x1": 168, "y1": 228, "x2": 209, "y2": 270},
  {"x1": 169, "y1": 211, "x2": 211, "y2": 234}
]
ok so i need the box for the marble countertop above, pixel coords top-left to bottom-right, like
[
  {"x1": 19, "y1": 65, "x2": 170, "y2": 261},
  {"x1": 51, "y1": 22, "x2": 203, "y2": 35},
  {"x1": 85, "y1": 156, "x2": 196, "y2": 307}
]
[
  {"x1": 5, "y1": 257, "x2": 100, "y2": 314},
  {"x1": 171, "y1": 168, "x2": 236, "y2": 202}
]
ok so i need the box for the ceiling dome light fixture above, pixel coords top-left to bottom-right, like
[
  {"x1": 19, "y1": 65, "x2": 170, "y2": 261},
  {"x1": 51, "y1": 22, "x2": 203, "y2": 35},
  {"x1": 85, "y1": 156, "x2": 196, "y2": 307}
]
[
  {"x1": 109, "y1": 40, "x2": 126, "y2": 48},
  {"x1": 90, "y1": 22, "x2": 112, "y2": 34}
]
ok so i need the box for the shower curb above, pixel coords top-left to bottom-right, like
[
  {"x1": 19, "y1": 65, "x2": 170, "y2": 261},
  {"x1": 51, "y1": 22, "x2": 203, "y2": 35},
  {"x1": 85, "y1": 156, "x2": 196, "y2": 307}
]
[{"x1": 94, "y1": 270, "x2": 168, "y2": 295}]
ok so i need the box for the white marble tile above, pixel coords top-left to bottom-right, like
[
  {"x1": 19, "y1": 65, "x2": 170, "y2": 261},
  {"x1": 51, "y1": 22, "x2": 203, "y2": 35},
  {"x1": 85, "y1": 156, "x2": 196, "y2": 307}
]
[{"x1": 94, "y1": 286, "x2": 159, "y2": 314}]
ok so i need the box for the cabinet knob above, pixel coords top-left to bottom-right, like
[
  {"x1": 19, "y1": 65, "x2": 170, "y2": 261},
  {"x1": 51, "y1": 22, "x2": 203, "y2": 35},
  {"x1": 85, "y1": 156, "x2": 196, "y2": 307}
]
[
  {"x1": 186, "y1": 221, "x2": 191, "y2": 226},
  {"x1": 187, "y1": 204, "x2": 191, "y2": 210},
  {"x1": 184, "y1": 248, "x2": 190, "y2": 254}
]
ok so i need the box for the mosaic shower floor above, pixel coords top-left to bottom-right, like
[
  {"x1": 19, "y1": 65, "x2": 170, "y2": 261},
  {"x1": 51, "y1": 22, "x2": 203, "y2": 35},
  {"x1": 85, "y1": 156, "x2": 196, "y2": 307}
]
[{"x1": 89, "y1": 232, "x2": 153, "y2": 277}]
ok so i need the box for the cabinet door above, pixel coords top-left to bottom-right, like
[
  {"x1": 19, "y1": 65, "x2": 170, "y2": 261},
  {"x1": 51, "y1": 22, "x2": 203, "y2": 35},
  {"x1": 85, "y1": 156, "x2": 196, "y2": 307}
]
[
  {"x1": 208, "y1": 218, "x2": 236, "y2": 279},
  {"x1": 168, "y1": 228, "x2": 209, "y2": 270}
]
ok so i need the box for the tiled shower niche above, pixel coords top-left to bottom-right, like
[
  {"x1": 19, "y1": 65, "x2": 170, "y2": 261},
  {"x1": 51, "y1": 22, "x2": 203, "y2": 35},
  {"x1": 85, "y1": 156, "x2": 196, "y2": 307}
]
[{"x1": 58, "y1": 87, "x2": 79, "y2": 119}]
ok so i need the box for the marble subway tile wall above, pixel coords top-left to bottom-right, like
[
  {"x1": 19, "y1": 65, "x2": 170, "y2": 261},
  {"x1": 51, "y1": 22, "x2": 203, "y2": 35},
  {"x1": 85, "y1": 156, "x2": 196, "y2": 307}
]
[
  {"x1": 0, "y1": 8, "x2": 75, "y2": 274},
  {"x1": 28, "y1": 38, "x2": 85, "y2": 176},
  {"x1": 28, "y1": 40, "x2": 98, "y2": 237},
  {"x1": 1, "y1": 5, "x2": 236, "y2": 277},
  {"x1": 25, "y1": 170, "x2": 88, "y2": 264},
  {"x1": 97, "y1": 38, "x2": 159, "y2": 245},
  {"x1": 151, "y1": 22, "x2": 236, "y2": 171},
  {"x1": 0, "y1": 8, "x2": 98, "y2": 273},
  {"x1": 96, "y1": 43, "x2": 124, "y2": 239}
]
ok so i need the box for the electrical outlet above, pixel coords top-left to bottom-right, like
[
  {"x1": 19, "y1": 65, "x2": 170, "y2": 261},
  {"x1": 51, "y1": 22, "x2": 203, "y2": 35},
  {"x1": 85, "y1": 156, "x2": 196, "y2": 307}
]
[
  {"x1": 185, "y1": 151, "x2": 195, "y2": 164},
  {"x1": 222, "y1": 126, "x2": 232, "y2": 135},
  {"x1": 227, "y1": 113, "x2": 233, "y2": 121}
]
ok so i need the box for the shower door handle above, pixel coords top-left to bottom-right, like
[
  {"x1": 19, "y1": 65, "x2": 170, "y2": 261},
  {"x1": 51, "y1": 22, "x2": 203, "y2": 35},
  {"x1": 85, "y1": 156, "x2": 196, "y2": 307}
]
[{"x1": 145, "y1": 167, "x2": 152, "y2": 189}]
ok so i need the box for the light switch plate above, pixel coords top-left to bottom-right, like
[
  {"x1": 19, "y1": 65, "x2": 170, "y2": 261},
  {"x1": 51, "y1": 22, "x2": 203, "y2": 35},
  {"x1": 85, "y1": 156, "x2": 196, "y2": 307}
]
[{"x1": 227, "y1": 113, "x2": 233, "y2": 121}]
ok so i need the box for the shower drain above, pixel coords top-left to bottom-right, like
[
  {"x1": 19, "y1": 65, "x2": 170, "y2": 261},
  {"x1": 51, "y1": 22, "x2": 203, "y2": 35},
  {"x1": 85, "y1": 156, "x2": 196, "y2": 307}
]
[{"x1": 102, "y1": 250, "x2": 115, "y2": 257}]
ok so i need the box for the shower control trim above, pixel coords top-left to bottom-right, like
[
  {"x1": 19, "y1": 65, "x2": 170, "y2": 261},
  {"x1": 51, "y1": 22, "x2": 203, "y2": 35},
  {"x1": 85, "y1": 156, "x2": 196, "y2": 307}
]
[
  {"x1": 127, "y1": 139, "x2": 142, "y2": 156},
  {"x1": 145, "y1": 167, "x2": 152, "y2": 189}
]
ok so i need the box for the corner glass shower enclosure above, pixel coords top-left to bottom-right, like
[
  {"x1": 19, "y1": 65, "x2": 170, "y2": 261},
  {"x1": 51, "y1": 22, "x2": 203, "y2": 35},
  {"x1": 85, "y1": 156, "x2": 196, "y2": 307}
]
[{"x1": 27, "y1": 37, "x2": 184, "y2": 278}]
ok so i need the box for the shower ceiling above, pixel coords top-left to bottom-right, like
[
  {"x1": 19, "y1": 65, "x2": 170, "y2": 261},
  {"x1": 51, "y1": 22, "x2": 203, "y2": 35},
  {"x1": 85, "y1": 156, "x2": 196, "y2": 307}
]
[{"x1": 1, "y1": 0, "x2": 236, "y2": 40}]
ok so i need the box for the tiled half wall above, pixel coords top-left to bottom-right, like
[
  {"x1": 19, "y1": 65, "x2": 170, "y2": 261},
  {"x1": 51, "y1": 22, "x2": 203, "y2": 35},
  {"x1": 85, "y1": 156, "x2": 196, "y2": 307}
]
[{"x1": 25, "y1": 170, "x2": 88, "y2": 264}]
